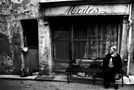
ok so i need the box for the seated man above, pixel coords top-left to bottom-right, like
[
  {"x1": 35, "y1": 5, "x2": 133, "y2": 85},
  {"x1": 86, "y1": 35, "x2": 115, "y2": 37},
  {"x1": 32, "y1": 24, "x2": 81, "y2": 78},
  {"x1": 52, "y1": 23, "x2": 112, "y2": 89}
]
[{"x1": 102, "y1": 46, "x2": 123, "y2": 89}]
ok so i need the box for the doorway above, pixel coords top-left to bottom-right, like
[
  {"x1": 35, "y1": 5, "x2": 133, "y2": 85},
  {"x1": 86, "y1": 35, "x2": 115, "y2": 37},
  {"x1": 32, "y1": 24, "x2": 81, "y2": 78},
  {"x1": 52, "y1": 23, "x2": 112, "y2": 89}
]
[{"x1": 20, "y1": 19, "x2": 39, "y2": 73}]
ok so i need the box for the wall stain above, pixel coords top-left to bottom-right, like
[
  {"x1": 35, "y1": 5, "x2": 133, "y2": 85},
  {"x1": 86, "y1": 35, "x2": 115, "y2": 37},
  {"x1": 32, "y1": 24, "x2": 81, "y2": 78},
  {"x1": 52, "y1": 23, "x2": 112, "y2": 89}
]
[
  {"x1": 0, "y1": 0, "x2": 10, "y2": 14},
  {"x1": 0, "y1": 33, "x2": 14, "y2": 74}
]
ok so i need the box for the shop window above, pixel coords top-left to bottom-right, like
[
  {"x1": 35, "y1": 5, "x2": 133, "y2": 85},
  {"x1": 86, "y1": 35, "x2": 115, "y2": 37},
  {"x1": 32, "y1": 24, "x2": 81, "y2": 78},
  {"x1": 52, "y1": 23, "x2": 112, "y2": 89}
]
[
  {"x1": 49, "y1": 16, "x2": 122, "y2": 60},
  {"x1": 73, "y1": 21, "x2": 120, "y2": 59}
]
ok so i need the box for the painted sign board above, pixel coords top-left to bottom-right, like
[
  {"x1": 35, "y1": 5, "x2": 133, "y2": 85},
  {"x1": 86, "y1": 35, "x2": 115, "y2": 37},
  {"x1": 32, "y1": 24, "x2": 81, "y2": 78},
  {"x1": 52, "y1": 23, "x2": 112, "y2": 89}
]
[{"x1": 43, "y1": 4, "x2": 130, "y2": 16}]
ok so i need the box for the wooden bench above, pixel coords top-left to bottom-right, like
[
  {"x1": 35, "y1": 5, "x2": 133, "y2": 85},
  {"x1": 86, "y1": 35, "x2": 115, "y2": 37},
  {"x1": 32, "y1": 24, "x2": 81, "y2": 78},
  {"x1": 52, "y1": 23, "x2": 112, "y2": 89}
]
[
  {"x1": 66, "y1": 67, "x2": 102, "y2": 84},
  {"x1": 66, "y1": 58, "x2": 125, "y2": 87},
  {"x1": 66, "y1": 59, "x2": 103, "y2": 84}
]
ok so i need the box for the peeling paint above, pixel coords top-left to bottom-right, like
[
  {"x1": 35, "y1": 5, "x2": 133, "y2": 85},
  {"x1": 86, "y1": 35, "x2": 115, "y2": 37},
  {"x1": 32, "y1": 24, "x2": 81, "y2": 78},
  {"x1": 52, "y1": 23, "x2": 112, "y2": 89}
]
[
  {"x1": 10, "y1": 0, "x2": 39, "y2": 18},
  {"x1": 0, "y1": 21, "x2": 7, "y2": 34},
  {"x1": 0, "y1": 33, "x2": 14, "y2": 74},
  {"x1": 11, "y1": 0, "x2": 24, "y2": 4},
  {"x1": 0, "y1": 0, "x2": 10, "y2": 15},
  {"x1": 0, "y1": 15, "x2": 7, "y2": 36}
]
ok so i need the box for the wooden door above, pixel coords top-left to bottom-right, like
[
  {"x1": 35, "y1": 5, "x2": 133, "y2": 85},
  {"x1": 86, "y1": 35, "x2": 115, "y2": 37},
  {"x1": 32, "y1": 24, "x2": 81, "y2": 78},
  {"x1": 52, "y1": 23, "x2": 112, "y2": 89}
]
[{"x1": 49, "y1": 17, "x2": 72, "y2": 72}]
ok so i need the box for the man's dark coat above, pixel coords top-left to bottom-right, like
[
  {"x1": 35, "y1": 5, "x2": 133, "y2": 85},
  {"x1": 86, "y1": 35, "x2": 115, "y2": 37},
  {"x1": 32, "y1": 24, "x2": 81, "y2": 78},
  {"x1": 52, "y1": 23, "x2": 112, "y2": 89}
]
[{"x1": 102, "y1": 53, "x2": 123, "y2": 82}]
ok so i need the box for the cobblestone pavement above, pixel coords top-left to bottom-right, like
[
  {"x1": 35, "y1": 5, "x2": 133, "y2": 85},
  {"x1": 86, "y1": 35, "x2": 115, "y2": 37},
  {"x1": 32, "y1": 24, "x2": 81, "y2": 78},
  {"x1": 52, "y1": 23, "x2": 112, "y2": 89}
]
[{"x1": 0, "y1": 79, "x2": 134, "y2": 90}]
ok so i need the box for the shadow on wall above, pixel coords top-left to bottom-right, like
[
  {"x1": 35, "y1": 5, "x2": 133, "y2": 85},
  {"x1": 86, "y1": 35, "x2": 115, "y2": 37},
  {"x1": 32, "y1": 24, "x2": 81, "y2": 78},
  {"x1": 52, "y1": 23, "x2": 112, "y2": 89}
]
[
  {"x1": 0, "y1": 33, "x2": 13, "y2": 74},
  {"x1": 0, "y1": 33, "x2": 10, "y2": 56}
]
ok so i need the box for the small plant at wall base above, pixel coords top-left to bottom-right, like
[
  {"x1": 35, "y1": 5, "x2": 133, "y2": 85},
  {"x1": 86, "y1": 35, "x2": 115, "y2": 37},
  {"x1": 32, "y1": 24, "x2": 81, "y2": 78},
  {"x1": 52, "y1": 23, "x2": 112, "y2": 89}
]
[{"x1": 39, "y1": 62, "x2": 51, "y2": 75}]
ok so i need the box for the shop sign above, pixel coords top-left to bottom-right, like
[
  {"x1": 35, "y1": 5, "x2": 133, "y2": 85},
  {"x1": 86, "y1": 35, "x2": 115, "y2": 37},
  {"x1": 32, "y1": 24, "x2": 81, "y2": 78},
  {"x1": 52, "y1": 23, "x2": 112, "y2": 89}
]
[{"x1": 44, "y1": 4, "x2": 130, "y2": 16}]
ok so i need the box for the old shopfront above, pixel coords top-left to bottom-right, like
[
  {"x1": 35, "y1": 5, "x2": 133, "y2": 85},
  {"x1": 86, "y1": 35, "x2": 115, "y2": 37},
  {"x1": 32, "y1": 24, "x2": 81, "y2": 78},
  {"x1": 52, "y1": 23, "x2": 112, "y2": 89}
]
[{"x1": 39, "y1": 2, "x2": 133, "y2": 74}]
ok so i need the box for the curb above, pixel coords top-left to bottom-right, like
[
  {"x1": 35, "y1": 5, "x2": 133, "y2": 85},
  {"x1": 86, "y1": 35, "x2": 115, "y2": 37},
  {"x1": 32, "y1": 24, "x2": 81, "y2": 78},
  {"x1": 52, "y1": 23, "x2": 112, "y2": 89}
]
[
  {"x1": 0, "y1": 75, "x2": 67, "y2": 82},
  {"x1": 0, "y1": 75, "x2": 37, "y2": 80}
]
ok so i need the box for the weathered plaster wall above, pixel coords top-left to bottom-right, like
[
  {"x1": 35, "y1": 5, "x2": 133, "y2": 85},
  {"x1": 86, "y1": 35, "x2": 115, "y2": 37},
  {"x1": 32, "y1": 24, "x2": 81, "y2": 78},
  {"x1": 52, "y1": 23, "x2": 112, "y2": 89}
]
[
  {"x1": 128, "y1": 3, "x2": 134, "y2": 75},
  {"x1": 10, "y1": 0, "x2": 39, "y2": 19},
  {"x1": 0, "y1": 0, "x2": 14, "y2": 74},
  {"x1": 0, "y1": 20, "x2": 14, "y2": 73},
  {"x1": 0, "y1": 0, "x2": 41, "y2": 74},
  {"x1": 0, "y1": 0, "x2": 53, "y2": 75},
  {"x1": 8, "y1": 0, "x2": 39, "y2": 74},
  {"x1": 38, "y1": 18, "x2": 52, "y2": 75}
]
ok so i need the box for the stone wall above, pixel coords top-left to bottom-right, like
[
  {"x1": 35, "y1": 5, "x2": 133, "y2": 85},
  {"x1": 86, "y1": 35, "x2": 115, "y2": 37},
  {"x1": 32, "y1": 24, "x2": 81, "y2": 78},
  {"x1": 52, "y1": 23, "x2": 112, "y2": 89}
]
[
  {"x1": 0, "y1": 0, "x2": 53, "y2": 75},
  {"x1": 0, "y1": 0, "x2": 40, "y2": 74},
  {"x1": 0, "y1": 15, "x2": 13, "y2": 74}
]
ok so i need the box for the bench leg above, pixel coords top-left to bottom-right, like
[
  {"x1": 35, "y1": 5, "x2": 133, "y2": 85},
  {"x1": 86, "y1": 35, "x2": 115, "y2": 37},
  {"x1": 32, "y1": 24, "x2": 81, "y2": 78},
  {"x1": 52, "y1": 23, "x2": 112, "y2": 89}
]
[
  {"x1": 67, "y1": 72, "x2": 72, "y2": 84},
  {"x1": 93, "y1": 77, "x2": 95, "y2": 85},
  {"x1": 67, "y1": 72, "x2": 70, "y2": 84},
  {"x1": 93, "y1": 73, "x2": 96, "y2": 85},
  {"x1": 122, "y1": 77, "x2": 124, "y2": 87}
]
